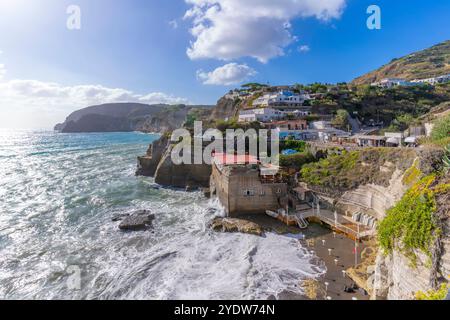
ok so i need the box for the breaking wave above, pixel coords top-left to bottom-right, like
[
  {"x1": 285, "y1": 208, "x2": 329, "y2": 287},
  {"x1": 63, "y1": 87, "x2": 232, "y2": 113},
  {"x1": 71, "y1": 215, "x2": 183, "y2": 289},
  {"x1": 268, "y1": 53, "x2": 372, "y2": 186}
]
[{"x1": 0, "y1": 131, "x2": 325, "y2": 300}]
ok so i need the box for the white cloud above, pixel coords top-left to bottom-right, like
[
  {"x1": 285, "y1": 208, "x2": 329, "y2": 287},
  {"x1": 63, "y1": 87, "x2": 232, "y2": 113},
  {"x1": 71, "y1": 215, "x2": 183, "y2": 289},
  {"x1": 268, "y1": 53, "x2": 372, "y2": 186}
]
[
  {"x1": 0, "y1": 79, "x2": 190, "y2": 129},
  {"x1": 298, "y1": 45, "x2": 310, "y2": 53},
  {"x1": 197, "y1": 63, "x2": 257, "y2": 85},
  {"x1": 168, "y1": 19, "x2": 178, "y2": 29},
  {"x1": 184, "y1": 0, "x2": 346, "y2": 62},
  {"x1": 0, "y1": 50, "x2": 5, "y2": 80},
  {"x1": 0, "y1": 64, "x2": 5, "y2": 80}
]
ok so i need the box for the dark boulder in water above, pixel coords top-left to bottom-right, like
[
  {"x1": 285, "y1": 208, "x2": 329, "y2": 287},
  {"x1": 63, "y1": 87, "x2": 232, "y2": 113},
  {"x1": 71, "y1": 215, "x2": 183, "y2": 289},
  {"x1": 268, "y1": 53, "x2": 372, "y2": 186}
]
[{"x1": 118, "y1": 210, "x2": 155, "y2": 231}]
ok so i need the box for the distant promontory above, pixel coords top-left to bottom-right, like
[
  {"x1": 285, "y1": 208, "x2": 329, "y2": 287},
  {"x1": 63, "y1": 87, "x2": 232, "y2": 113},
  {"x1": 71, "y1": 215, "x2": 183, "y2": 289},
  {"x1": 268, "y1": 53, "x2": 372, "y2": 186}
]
[{"x1": 55, "y1": 103, "x2": 213, "y2": 133}]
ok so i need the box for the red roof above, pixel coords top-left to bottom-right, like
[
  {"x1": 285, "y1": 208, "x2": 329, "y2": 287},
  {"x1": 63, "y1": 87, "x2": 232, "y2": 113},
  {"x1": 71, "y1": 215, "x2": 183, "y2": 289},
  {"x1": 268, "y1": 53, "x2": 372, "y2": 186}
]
[{"x1": 212, "y1": 153, "x2": 258, "y2": 165}]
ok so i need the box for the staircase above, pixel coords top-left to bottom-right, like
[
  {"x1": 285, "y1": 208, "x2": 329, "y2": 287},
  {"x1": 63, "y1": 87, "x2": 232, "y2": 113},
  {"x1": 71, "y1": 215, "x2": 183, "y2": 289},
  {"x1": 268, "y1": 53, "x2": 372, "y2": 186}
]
[{"x1": 294, "y1": 214, "x2": 309, "y2": 229}]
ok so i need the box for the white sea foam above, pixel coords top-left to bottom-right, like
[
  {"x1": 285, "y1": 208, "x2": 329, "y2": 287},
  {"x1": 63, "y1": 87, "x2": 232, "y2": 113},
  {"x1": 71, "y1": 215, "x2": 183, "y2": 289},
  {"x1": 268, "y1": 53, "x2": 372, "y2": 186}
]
[{"x1": 0, "y1": 131, "x2": 325, "y2": 300}]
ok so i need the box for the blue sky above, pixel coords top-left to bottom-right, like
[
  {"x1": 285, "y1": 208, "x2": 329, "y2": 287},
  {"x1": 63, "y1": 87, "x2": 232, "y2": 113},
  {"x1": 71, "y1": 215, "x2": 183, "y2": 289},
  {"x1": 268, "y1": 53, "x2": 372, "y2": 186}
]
[{"x1": 0, "y1": 0, "x2": 449, "y2": 129}]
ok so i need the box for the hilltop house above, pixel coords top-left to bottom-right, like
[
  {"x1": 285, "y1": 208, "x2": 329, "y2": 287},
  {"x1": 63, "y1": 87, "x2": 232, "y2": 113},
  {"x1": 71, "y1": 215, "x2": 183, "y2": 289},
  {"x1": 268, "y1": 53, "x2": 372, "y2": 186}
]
[
  {"x1": 210, "y1": 154, "x2": 288, "y2": 216},
  {"x1": 411, "y1": 74, "x2": 450, "y2": 85},
  {"x1": 238, "y1": 108, "x2": 284, "y2": 123},
  {"x1": 264, "y1": 119, "x2": 308, "y2": 131},
  {"x1": 253, "y1": 90, "x2": 311, "y2": 108},
  {"x1": 371, "y1": 78, "x2": 413, "y2": 88},
  {"x1": 354, "y1": 135, "x2": 387, "y2": 147}
]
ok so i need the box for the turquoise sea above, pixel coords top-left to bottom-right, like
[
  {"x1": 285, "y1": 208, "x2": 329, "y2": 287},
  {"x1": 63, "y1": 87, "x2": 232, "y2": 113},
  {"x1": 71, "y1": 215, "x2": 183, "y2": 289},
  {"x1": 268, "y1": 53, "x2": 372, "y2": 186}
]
[{"x1": 0, "y1": 131, "x2": 324, "y2": 299}]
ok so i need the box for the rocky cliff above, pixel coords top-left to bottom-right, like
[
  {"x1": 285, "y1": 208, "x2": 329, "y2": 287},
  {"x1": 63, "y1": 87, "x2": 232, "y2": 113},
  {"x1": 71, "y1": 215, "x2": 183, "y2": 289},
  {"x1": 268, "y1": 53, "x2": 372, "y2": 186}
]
[
  {"x1": 55, "y1": 103, "x2": 213, "y2": 133},
  {"x1": 136, "y1": 96, "x2": 238, "y2": 189},
  {"x1": 301, "y1": 147, "x2": 449, "y2": 300},
  {"x1": 154, "y1": 143, "x2": 211, "y2": 190}
]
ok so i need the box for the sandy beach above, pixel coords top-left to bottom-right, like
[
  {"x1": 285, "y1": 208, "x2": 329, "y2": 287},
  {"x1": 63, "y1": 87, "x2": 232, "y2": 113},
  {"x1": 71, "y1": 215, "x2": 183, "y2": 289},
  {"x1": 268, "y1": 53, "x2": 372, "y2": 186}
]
[{"x1": 242, "y1": 215, "x2": 371, "y2": 300}]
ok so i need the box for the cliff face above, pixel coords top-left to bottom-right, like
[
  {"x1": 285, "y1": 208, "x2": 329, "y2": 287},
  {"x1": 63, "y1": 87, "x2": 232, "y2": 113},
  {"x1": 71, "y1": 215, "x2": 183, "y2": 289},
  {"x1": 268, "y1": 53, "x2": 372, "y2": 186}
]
[
  {"x1": 136, "y1": 136, "x2": 211, "y2": 190},
  {"x1": 154, "y1": 144, "x2": 211, "y2": 190},
  {"x1": 302, "y1": 147, "x2": 448, "y2": 300},
  {"x1": 55, "y1": 103, "x2": 164, "y2": 133},
  {"x1": 209, "y1": 96, "x2": 240, "y2": 120},
  {"x1": 136, "y1": 135, "x2": 169, "y2": 177},
  {"x1": 136, "y1": 95, "x2": 239, "y2": 189},
  {"x1": 55, "y1": 103, "x2": 214, "y2": 133}
]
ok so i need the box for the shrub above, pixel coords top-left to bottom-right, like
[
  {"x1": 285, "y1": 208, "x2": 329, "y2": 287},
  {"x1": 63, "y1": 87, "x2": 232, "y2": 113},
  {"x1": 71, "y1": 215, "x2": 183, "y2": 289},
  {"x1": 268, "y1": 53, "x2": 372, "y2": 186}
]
[
  {"x1": 280, "y1": 152, "x2": 316, "y2": 170},
  {"x1": 281, "y1": 140, "x2": 307, "y2": 153},
  {"x1": 431, "y1": 114, "x2": 450, "y2": 143},
  {"x1": 378, "y1": 175, "x2": 450, "y2": 265},
  {"x1": 415, "y1": 284, "x2": 449, "y2": 300}
]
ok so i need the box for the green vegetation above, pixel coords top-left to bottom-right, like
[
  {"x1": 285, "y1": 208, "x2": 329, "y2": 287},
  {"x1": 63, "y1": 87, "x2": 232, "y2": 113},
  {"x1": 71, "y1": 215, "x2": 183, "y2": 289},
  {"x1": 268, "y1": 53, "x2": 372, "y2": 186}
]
[
  {"x1": 280, "y1": 152, "x2": 316, "y2": 170},
  {"x1": 444, "y1": 145, "x2": 450, "y2": 174},
  {"x1": 310, "y1": 82, "x2": 449, "y2": 126},
  {"x1": 300, "y1": 148, "x2": 418, "y2": 194},
  {"x1": 431, "y1": 114, "x2": 450, "y2": 144},
  {"x1": 378, "y1": 175, "x2": 450, "y2": 265},
  {"x1": 301, "y1": 150, "x2": 359, "y2": 186},
  {"x1": 402, "y1": 160, "x2": 423, "y2": 187},
  {"x1": 353, "y1": 40, "x2": 450, "y2": 85},
  {"x1": 241, "y1": 83, "x2": 268, "y2": 91},
  {"x1": 331, "y1": 109, "x2": 350, "y2": 131},
  {"x1": 214, "y1": 119, "x2": 263, "y2": 132},
  {"x1": 280, "y1": 140, "x2": 307, "y2": 153},
  {"x1": 416, "y1": 284, "x2": 449, "y2": 300}
]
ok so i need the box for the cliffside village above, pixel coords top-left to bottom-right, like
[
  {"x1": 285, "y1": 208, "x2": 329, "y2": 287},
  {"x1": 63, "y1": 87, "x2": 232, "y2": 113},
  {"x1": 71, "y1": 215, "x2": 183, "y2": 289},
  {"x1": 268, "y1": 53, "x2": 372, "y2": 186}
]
[
  {"x1": 139, "y1": 75, "x2": 449, "y2": 241},
  {"x1": 208, "y1": 77, "x2": 449, "y2": 238}
]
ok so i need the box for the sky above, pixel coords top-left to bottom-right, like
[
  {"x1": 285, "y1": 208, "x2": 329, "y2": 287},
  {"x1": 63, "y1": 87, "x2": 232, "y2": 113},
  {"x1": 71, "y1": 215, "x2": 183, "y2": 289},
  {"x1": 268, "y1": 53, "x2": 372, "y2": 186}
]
[{"x1": 0, "y1": 0, "x2": 449, "y2": 129}]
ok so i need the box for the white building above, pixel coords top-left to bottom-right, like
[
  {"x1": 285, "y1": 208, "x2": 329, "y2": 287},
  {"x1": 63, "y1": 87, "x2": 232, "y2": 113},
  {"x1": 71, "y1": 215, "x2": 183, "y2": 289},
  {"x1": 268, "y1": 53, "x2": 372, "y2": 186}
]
[
  {"x1": 238, "y1": 108, "x2": 284, "y2": 123},
  {"x1": 253, "y1": 91, "x2": 310, "y2": 108},
  {"x1": 411, "y1": 74, "x2": 450, "y2": 85},
  {"x1": 310, "y1": 121, "x2": 332, "y2": 130},
  {"x1": 371, "y1": 78, "x2": 413, "y2": 88}
]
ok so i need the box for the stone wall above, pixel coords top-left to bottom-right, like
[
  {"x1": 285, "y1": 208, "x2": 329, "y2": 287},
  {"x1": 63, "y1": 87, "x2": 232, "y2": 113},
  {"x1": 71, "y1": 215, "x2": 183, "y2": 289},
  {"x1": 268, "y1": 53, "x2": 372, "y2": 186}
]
[
  {"x1": 210, "y1": 163, "x2": 288, "y2": 216},
  {"x1": 154, "y1": 144, "x2": 212, "y2": 189}
]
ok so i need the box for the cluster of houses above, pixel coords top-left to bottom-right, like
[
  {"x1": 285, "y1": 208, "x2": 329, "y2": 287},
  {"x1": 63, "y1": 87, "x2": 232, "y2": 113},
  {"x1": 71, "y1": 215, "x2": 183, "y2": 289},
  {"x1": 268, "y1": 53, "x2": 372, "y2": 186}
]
[
  {"x1": 371, "y1": 74, "x2": 450, "y2": 88},
  {"x1": 238, "y1": 107, "x2": 311, "y2": 123},
  {"x1": 252, "y1": 90, "x2": 311, "y2": 108},
  {"x1": 238, "y1": 102, "x2": 424, "y2": 149}
]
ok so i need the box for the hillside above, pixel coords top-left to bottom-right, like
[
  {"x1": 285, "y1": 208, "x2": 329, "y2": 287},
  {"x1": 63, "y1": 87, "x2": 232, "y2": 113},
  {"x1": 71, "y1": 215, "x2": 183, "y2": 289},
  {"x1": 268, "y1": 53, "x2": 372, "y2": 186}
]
[
  {"x1": 55, "y1": 103, "x2": 213, "y2": 133},
  {"x1": 353, "y1": 40, "x2": 450, "y2": 85}
]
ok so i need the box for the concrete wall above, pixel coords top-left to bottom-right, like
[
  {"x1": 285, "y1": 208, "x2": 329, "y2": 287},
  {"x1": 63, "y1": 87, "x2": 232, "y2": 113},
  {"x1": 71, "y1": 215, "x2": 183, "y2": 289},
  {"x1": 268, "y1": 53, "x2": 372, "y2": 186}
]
[{"x1": 211, "y1": 163, "x2": 287, "y2": 216}]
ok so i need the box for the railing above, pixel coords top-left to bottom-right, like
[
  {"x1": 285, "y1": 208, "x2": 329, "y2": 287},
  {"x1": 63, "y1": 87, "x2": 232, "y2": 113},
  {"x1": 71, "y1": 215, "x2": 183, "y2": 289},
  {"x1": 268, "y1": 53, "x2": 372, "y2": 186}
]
[{"x1": 307, "y1": 193, "x2": 369, "y2": 240}]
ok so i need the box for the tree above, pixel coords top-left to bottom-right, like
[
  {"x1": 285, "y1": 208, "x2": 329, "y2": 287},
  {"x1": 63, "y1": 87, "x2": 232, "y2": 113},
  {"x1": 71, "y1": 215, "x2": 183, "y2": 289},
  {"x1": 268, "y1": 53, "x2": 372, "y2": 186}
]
[
  {"x1": 331, "y1": 109, "x2": 350, "y2": 130},
  {"x1": 431, "y1": 114, "x2": 450, "y2": 142}
]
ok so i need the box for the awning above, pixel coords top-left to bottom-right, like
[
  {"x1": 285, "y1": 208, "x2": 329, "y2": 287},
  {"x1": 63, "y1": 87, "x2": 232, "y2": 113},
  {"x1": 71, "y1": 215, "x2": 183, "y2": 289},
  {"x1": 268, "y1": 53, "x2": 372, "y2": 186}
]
[
  {"x1": 386, "y1": 137, "x2": 399, "y2": 144},
  {"x1": 405, "y1": 136, "x2": 417, "y2": 143}
]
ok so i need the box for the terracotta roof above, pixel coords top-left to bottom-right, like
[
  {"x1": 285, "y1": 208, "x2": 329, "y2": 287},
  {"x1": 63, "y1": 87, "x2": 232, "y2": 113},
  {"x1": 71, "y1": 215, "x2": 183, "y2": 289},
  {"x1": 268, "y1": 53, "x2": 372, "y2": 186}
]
[{"x1": 212, "y1": 153, "x2": 258, "y2": 165}]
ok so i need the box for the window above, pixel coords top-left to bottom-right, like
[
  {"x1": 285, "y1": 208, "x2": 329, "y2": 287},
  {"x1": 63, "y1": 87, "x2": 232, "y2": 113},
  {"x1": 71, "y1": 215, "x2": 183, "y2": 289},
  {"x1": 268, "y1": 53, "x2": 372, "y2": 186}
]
[
  {"x1": 276, "y1": 188, "x2": 282, "y2": 194},
  {"x1": 243, "y1": 190, "x2": 255, "y2": 197}
]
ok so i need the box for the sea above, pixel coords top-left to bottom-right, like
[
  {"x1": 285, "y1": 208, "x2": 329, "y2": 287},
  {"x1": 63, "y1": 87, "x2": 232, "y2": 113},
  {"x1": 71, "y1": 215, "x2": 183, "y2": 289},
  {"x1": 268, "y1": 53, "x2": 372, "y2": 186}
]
[{"x1": 0, "y1": 130, "x2": 325, "y2": 299}]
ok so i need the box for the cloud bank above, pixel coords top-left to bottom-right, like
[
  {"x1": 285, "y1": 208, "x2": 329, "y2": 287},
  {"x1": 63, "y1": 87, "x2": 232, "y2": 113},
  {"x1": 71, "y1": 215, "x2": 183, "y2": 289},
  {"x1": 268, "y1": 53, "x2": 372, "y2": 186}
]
[
  {"x1": 0, "y1": 64, "x2": 5, "y2": 80},
  {"x1": 0, "y1": 79, "x2": 189, "y2": 129},
  {"x1": 197, "y1": 63, "x2": 257, "y2": 85},
  {"x1": 184, "y1": 0, "x2": 346, "y2": 62}
]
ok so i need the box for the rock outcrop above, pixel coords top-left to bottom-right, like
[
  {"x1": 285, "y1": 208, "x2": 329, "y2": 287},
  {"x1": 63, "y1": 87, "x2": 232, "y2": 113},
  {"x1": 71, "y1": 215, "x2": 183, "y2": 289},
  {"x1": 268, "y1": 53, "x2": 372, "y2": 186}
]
[
  {"x1": 153, "y1": 144, "x2": 212, "y2": 190},
  {"x1": 55, "y1": 103, "x2": 213, "y2": 133},
  {"x1": 136, "y1": 135, "x2": 169, "y2": 177},
  {"x1": 116, "y1": 210, "x2": 155, "y2": 231},
  {"x1": 210, "y1": 217, "x2": 264, "y2": 236}
]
